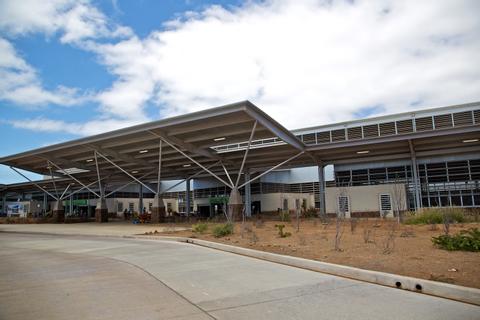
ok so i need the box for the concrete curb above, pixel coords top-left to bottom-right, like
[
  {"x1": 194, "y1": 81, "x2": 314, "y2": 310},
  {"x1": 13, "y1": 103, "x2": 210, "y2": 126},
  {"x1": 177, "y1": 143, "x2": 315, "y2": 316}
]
[{"x1": 140, "y1": 235, "x2": 480, "y2": 306}]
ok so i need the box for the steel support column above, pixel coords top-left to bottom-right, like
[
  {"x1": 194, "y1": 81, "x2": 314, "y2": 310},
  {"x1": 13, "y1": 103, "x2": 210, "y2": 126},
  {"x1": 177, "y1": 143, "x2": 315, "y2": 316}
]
[
  {"x1": 139, "y1": 183, "x2": 144, "y2": 214},
  {"x1": 43, "y1": 193, "x2": 47, "y2": 215},
  {"x1": 69, "y1": 194, "x2": 73, "y2": 216},
  {"x1": 245, "y1": 170, "x2": 252, "y2": 217},
  {"x1": 152, "y1": 139, "x2": 165, "y2": 223},
  {"x1": 318, "y1": 163, "x2": 326, "y2": 216},
  {"x1": 186, "y1": 178, "x2": 191, "y2": 216},
  {"x1": 409, "y1": 140, "x2": 422, "y2": 211},
  {"x1": 2, "y1": 193, "x2": 6, "y2": 215}
]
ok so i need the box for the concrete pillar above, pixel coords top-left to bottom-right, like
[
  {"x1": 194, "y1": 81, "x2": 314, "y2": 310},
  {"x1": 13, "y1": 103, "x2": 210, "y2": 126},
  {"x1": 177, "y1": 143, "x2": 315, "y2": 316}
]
[
  {"x1": 228, "y1": 187, "x2": 243, "y2": 221},
  {"x1": 139, "y1": 183, "x2": 144, "y2": 214},
  {"x1": 151, "y1": 195, "x2": 166, "y2": 223},
  {"x1": 186, "y1": 178, "x2": 191, "y2": 216},
  {"x1": 52, "y1": 200, "x2": 64, "y2": 223},
  {"x1": 245, "y1": 171, "x2": 252, "y2": 217},
  {"x1": 318, "y1": 164, "x2": 326, "y2": 216},
  {"x1": 95, "y1": 198, "x2": 108, "y2": 223}
]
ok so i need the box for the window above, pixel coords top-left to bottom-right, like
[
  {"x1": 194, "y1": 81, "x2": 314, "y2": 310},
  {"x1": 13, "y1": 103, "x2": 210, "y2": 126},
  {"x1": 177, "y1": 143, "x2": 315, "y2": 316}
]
[
  {"x1": 338, "y1": 196, "x2": 349, "y2": 213},
  {"x1": 117, "y1": 202, "x2": 123, "y2": 212},
  {"x1": 283, "y1": 199, "x2": 288, "y2": 211},
  {"x1": 128, "y1": 202, "x2": 134, "y2": 212}
]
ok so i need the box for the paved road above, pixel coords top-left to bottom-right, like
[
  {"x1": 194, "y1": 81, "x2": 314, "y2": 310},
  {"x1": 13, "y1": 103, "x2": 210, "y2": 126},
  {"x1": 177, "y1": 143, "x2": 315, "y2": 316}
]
[{"x1": 0, "y1": 233, "x2": 478, "y2": 320}]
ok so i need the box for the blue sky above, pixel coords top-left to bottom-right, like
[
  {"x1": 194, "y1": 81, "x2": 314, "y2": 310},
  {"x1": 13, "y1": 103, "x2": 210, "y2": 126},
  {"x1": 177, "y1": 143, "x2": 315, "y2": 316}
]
[{"x1": 1, "y1": 0, "x2": 479, "y2": 184}]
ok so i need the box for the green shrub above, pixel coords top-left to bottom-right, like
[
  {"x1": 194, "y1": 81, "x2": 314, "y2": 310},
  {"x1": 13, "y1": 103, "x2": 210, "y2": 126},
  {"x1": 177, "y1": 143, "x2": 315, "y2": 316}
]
[
  {"x1": 432, "y1": 228, "x2": 480, "y2": 251},
  {"x1": 212, "y1": 223, "x2": 234, "y2": 238},
  {"x1": 405, "y1": 208, "x2": 466, "y2": 225},
  {"x1": 192, "y1": 223, "x2": 208, "y2": 234},
  {"x1": 275, "y1": 224, "x2": 291, "y2": 238}
]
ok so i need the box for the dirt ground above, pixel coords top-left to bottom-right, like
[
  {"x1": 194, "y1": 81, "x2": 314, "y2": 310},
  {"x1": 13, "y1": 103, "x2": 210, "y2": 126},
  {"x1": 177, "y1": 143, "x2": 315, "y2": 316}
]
[{"x1": 156, "y1": 219, "x2": 480, "y2": 289}]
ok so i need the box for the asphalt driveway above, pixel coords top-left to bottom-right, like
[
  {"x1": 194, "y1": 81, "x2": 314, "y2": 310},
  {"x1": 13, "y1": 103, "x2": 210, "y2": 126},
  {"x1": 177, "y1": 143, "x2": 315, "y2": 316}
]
[{"x1": 0, "y1": 232, "x2": 478, "y2": 320}]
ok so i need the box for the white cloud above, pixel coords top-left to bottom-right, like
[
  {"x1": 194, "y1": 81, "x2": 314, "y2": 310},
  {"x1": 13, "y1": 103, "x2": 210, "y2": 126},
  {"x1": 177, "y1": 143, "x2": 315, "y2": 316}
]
[
  {"x1": 92, "y1": 0, "x2": 480, "y2": 129},
  {"x1": 4, "y1": 0, "x2": 480, "y2": 138},
  {"x1": 9, "y1": 117, "x2": 144, "y2": 136},
  {"x1": 0, "y1": 37, "x2": 82, "y2": 106},
  {"x1": 0, "y1": 0, "x2": 132, "y2": 44}
]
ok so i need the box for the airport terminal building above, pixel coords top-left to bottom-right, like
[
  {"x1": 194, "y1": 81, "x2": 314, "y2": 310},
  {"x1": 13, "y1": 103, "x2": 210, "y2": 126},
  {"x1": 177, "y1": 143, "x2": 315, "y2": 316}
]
[{"x1": 1, "y1": 101, "x2": 479, "y2": 220}]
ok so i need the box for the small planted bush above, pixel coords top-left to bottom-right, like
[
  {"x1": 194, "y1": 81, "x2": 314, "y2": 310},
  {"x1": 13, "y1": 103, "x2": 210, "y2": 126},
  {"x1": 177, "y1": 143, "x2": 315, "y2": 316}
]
[
  {"x1": 432, "y1": 228, "x2": 480, "y2": 251},
  {"x1": 192, "y1": 223, "x2": 208, "y2": 234},
  {"x1": 405, "y1": 208, "x2": 466, "y2": 225},
  {"x1": 212, "y1": 223, "x2": 234, "y2": 238},
  {"x1": 275, "y1": 224, "x2": 291, "y2": 238}
]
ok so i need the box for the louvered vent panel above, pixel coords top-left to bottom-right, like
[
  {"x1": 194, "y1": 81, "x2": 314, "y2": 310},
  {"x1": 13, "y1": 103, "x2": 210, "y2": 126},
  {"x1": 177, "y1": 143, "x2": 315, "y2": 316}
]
[
  {"x1": 316, "y1": 131, "x2": 330, "y2": 143},
  {"x1": 347, "y1": 127, "x2": 362, "y2": 140},
  {"x1": 302, "y1": 133, "x2": 316, "y2": 144},
  {"x1": 396, "y1": 119, "x2": 413, "y2": 134},
  {"x1": 433, "y1": 114, "x2": 453, "y2": 129},
  {"x1": 363, "y1": 124, "x2": 379, "y2": 138},
  {"x1": 379, "y1": 122, "x2": 396, "y2": 136},
  {"x1": 474, "y1": 110, "x2": 480, "y2": 123},
  {"x1": 453, "y1": 111, "x2": 474, "y2": 126},
  {"x1": 380, "y1": 194, "x2": 392, "y2": 211},
  {"x1": 338, "y1": 196, "x2": 349, "y2": 213},
  {"x1": 415, "y1": 117, "x2": 433, "y2": 131},
  {"x1": 331, "y1": 129, "x2": 346, "y2": 141}
]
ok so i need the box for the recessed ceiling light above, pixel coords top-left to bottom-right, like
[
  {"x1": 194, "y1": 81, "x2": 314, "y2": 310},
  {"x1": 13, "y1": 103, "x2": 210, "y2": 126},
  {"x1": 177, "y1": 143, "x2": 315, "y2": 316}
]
[
  {"x1": 183, "y1": 164, "x2": 191, "y2": 167},
  {"x1": 213, "y1": 137, "x2": 226, "y2": 142},
  {"x1": 131, "y1": 170, "x2": 139, "y2": 174},
  {"x1": 86, "y1": 159, "x2": 93, "y2": 162},
  {"x1": 463, "y1": 139, "x2": 479, "y2": 143},
  {"x1": 139, "y1": 150, "x2": 148, "y2": 153},
  {"x1": 356, "y1": 150, "x2": 370, "y2": 154}
]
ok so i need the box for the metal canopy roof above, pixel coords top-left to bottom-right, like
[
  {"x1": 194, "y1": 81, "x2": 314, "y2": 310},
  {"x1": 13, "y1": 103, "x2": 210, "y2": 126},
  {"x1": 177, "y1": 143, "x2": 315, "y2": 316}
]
[
  {"x1": 1, "y1": 100, "x2": 479, "y2": 196},
  {"x1": 0, "y1": 101, "x2": 309, "y2": 189}
]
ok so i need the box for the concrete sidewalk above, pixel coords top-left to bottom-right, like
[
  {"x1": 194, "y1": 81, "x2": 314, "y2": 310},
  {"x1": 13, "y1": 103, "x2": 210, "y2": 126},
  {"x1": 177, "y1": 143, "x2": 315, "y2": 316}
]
[
  {"x1": 0, "y1": 221, "x2": 185, "y2": 237},
  {"x1": 1, "y1": 233, "x2": 478, "y2": 320}
]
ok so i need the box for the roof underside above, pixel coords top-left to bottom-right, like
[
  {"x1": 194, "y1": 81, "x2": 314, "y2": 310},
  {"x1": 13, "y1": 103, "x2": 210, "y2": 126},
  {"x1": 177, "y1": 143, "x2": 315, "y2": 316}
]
[{"x1": 0, "y1": 101, "x2": 308, "y2": 190}]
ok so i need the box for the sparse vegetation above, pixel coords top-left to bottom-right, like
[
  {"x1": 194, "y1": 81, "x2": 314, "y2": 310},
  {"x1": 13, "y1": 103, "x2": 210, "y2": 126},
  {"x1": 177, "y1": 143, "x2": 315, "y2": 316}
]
[
  {"x1": 279, "y1": 211, "x2": 291, "y2": 222},
  {"x1": 275, "y1": 224, "x2": 291, "y2": 238},
  {"x1": 192, "y1": 222, "x2": 208, "y2": 234},
  {"x1": 212, "y1": 223, "x2": 234, "y2": 238},
  {"x1": 405, "y1": 208, "x2": 467, "y2": 225},
  {"x1": 303, "y1": 207, "x2": 317, "y2": 218},
  {"x1": 432, "y1": 228, "x2": 480, "y2": 251}
]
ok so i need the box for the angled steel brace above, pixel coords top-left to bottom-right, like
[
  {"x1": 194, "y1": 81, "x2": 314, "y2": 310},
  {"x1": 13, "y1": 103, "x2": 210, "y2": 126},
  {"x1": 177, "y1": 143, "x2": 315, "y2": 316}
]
[
  {"x1": 235, "y1": 120, "x2": 257, "y2": 187},
  {"x1": 64, "y1": 177, "x2": 107, "y2": 200},
  {"x1": 105, "y1": 170, "x2": 156, "y2": 198},
  {"x1": 9, "y1": 166, "x2": 58, "y2": 200},
  {"x1": 95, "y1": 151, "x2": 157, "y2": 194},
  {"x1": 221, "y1": 162, "x2": 234, "y2": 188},
  {"x1": 59, "y1": 183, "x2": 72, "y2": 200},
  {"x1": 47, "y1": 162, "x2": 59, "y2": 199},
  {"x1": 48, "y1": 160, "x2": 101, "y2": 198},
  {"x1": 160, "y1": 161, "x2": 220, "y2": 195},
  {"x1": 148, "y1": 131, "x2": 233, "y2": 189},
  {"x1": 238, "y1": 151, "x2": 305, "y2": 189}
]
